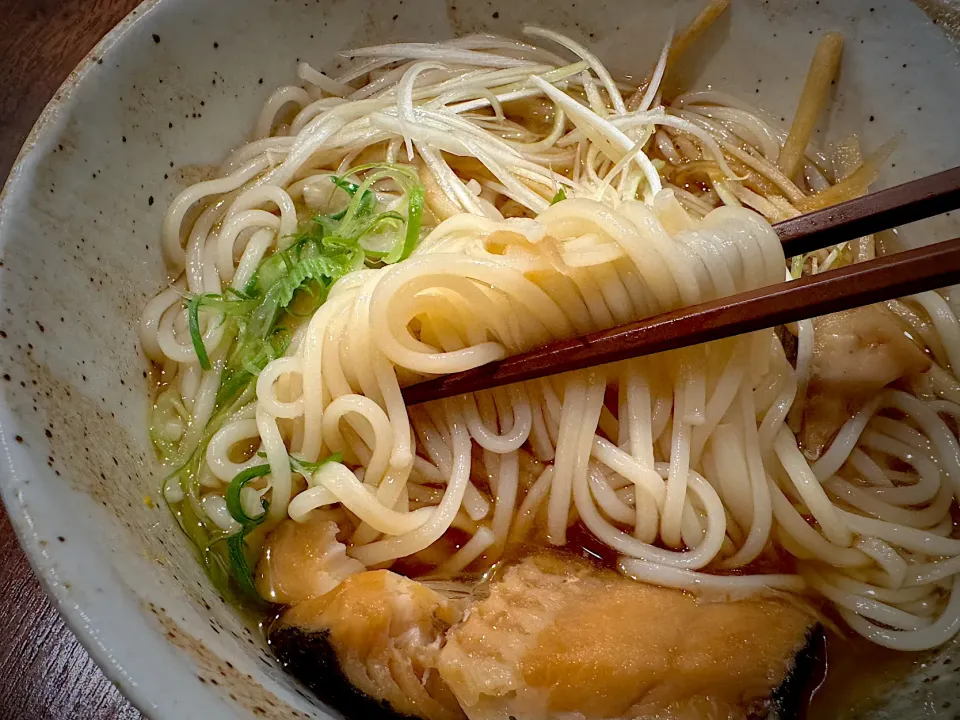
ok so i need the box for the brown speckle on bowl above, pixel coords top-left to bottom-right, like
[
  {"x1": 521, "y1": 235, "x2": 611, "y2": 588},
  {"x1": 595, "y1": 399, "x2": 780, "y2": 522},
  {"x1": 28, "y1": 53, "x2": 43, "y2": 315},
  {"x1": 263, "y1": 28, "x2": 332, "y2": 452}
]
[{"x1": 147, "y1": 603, "x2": 310, "y2": 719}]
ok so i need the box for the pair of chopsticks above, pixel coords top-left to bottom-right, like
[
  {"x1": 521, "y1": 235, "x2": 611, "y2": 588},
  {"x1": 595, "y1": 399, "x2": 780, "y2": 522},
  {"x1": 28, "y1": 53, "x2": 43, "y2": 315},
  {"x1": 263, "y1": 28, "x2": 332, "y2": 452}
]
[{"x1": 403, "y1": 166, "x2": 960, "y2": 406}]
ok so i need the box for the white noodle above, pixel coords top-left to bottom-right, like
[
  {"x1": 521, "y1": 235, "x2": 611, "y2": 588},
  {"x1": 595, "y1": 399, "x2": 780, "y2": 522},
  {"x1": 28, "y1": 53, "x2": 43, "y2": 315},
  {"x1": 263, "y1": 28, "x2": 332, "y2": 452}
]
[{"x1": 141, "y1": 30, "x2": 960, "y2": 656}]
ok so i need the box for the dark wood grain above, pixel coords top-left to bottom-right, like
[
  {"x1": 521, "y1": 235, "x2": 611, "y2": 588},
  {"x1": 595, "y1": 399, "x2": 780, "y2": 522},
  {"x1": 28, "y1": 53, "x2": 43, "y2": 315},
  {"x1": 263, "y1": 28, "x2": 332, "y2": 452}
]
[
  {"x1": 0, "y1": 510, "x2": 141, "y2": 720},
  {"x1": 0, "y1": 0, "x2": 143, "y2": 717},
  {"x1": 403, "y1": 238, "x2": 960, "y2": 404},
  {"x1": 0, "y1": 0, "x2": 142, "y2": 180}
]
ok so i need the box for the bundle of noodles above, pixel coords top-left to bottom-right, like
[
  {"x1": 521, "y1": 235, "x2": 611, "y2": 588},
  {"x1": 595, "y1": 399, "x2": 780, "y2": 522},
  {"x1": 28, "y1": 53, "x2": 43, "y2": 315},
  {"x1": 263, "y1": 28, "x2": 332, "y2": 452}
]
[{"x1": 140, "y1": 7, "x2": 960, "y2": 712}]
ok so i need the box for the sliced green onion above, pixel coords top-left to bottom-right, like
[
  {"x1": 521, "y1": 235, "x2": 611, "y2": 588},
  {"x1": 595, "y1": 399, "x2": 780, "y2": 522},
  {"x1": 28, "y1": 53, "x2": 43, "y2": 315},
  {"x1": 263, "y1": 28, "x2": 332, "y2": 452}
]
[
  {"x1": 331, "y1": 176, "x2": 361, "y2": 195},
  {"x1": 289, "y1": 451, "x2": 343, "y2": 476},
  {"x1": 149, "y1": 388, "x2": 189, "y2": 463},
  {"x1": 551, "y1": 187, "x2": 567, "y2": 205},
  {"x1": 225, "y1": 464, "x2": 271, "y2": 525},
  {"x1": 254, "y1": 451, "x2": 343, "y2": 477},
  {"x1": 330, "y1": 175, "x2": 377, "y2": 221},
  {"x1": 224, "y1": 286, "x2": 255, "y2": 302},
  {"x1": 388, "y1": 184, "x2": 424, "y2": 264},
  {"x1": 223, "y1": 463, "x2": 274, "y2": 602},
  {"x1": 227, "y1": 531, "x2": 261, "y2": 600},
  {"x1": 187, "y1": 294, "x2": 213, "y2": 370},
  {"x1": 164, "y1": 161, "x2": 426, "y2": 605},
  {"x1": 186, "y1": 292, "x2": 259, "y2": 371}
]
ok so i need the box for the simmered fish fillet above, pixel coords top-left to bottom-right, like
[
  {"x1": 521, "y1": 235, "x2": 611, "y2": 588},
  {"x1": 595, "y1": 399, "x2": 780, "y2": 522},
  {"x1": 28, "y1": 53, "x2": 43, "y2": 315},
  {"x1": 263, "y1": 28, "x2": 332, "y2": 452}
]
[
  {"x1": 270, "y1": 570, "x2": 467, "y2": 720},
  {"x1": 802, "y1": 304, "x2": 931, "y2": 456},
  {"x1": 269, "y1": 553, "x2": 822, "y2": 720},
  {"x1": 255, "y1": 515, "x2": 364, "y2": 604},
  {"x1": 437, "y1": 555, "x2": 819, "y2": 720}
]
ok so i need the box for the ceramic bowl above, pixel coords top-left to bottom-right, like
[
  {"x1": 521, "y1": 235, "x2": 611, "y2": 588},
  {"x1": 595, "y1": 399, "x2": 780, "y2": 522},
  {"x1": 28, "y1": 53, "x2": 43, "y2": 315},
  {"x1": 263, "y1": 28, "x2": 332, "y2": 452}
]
[{"x1": 2, "y1": 0, "x2": 960, "y2": 717}]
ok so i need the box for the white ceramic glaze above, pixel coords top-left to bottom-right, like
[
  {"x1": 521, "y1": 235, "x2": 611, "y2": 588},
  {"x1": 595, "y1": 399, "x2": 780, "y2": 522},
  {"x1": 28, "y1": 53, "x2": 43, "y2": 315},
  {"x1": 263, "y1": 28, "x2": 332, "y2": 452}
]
[{"x1": 1, "y1": 1, "x2": 959, "y2": 717}]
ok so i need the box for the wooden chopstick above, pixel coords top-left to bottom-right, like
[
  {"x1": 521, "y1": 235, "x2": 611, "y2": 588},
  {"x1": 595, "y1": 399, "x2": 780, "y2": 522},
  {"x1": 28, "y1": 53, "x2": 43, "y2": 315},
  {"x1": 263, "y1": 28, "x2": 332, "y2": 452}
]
[
  {"x1": 774, "y1": 166, "x2": 960, "y2": 257},
  {"x1": 403, "y1": 238, "x2": 960, "y2": 405},
  {"x1": 400, "y1": 166, "x2": 960, "y2": 405}
]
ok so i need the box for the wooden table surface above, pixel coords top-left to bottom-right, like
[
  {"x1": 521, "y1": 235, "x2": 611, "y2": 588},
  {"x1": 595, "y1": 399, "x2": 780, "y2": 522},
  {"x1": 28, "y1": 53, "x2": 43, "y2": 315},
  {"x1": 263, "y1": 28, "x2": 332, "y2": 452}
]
[{"x1": 0, "y1": 1, "x2": 143, "y2": 717}]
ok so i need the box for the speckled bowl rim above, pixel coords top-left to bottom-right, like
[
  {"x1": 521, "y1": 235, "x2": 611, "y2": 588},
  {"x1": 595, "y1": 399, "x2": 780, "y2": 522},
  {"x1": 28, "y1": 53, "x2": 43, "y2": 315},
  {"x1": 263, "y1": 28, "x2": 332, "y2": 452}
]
[
  {"x1": 2, "y1": 2, "x2": 960, "y2": 718},
  {"x1": 0, "y1": 1, "x2": 173, "y2": 716}
]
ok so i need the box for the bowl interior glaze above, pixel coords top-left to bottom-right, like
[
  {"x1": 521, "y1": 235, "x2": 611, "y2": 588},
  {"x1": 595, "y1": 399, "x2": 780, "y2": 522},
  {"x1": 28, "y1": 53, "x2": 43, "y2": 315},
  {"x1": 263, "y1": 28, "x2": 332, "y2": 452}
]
[{"x1": 1, "y1": 0, "x2": 959, "y2": 717}]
